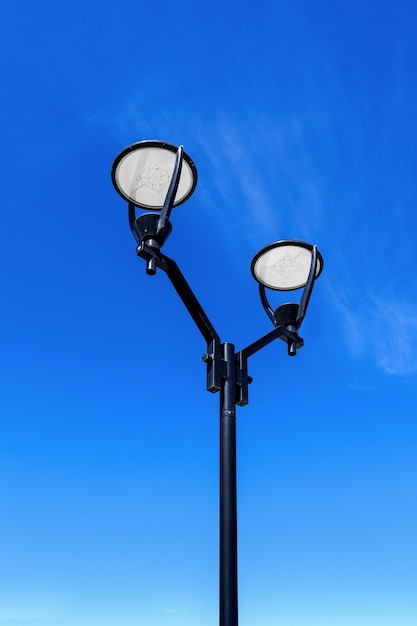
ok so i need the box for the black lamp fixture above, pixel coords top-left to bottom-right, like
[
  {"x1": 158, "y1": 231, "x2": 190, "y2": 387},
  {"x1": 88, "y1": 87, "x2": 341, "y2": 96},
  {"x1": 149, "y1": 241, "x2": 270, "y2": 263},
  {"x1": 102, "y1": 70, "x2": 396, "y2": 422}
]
[
  {"x1": 112, "y1": 140, "x2": 324, "y2": 626},
  {"x1": 251, "y1": 239, "x2": 324, "y2": 354},
  {"x1": 112, "y1": 140, "x2": 197, "y2": 271}
]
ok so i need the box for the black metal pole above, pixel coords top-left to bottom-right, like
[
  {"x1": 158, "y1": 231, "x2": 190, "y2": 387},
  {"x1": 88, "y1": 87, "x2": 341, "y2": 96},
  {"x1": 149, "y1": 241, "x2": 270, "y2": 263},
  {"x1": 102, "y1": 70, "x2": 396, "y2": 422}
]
[{"x1": 220, "y1": 342, "x2": 238, "y2": 626}]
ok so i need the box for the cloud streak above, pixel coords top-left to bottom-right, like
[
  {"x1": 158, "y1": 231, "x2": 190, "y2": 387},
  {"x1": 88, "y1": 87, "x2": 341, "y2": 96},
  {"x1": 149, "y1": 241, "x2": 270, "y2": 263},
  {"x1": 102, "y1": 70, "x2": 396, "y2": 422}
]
[{"x1": 331, "y1": 283, "x2": 417, "y2": 376}]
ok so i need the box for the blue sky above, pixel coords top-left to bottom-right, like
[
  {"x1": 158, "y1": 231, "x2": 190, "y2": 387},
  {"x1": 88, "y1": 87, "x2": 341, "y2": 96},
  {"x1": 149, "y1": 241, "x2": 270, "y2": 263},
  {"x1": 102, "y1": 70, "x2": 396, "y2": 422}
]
[{"x1": 1, "y1": 1, "x2": 417, "y2": 624}]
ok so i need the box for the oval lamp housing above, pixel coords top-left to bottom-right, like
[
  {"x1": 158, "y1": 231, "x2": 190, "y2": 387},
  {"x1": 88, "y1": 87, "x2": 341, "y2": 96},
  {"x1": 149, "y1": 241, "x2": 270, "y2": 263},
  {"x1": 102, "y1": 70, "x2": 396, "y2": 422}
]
[
  {"x1": 111, "y1": 140, "x2": 197, "y2": 210},
  {"x1": 251, "y1": 240, "x2": 323, "y2": 291}
]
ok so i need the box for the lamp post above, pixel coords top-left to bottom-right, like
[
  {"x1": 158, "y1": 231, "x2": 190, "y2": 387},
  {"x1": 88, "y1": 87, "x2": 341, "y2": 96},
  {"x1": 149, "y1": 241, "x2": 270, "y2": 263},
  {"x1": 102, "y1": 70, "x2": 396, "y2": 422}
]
[{"x1": 111, "y1": 140, "x2": 323, "y2": 626}]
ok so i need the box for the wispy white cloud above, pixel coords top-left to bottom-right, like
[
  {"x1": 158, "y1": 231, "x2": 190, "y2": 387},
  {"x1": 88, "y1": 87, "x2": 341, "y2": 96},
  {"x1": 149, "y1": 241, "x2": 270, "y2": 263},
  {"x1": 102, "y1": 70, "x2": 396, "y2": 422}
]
[
  {"x1": 194, "y1": 114, "x2": 326, "y2": 251},
  {"x1": 196, "y1": 118, "x2": 280, "y2": 243},
  {"x1": 83, "y1": 101, "x2": 157, "y2": 144},
  {"x1": 331, "y1": 283, "x2": 417, "y2": 376}
]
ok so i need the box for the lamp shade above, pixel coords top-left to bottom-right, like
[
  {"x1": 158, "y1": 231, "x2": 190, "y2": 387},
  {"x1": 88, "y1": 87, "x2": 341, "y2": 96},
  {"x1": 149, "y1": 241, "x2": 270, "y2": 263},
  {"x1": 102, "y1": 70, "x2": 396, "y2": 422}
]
[
  {"x1": 111, "y1": 140, "x2": 197, "y2": 209},
  {"x1": 251, "y1": 240, "x2": 323, "y2": 291}
]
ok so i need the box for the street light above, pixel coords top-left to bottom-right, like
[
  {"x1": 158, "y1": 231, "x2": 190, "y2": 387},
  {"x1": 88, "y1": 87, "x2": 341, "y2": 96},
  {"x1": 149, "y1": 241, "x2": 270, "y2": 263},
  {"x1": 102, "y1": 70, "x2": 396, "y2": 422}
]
[{"x1": 111, "y1": 140, "x2": 324, "y2": 626}]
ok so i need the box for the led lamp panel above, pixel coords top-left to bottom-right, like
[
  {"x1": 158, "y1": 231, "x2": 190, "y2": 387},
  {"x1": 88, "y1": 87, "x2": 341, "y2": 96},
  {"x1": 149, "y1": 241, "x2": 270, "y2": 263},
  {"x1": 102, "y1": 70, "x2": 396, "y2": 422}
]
[
  {"x1": 112, "y1": 141, "x2": 197, "y2": 209},
  {"x1": 251, "y1": 241, "x2": 323, "y2": 291}
]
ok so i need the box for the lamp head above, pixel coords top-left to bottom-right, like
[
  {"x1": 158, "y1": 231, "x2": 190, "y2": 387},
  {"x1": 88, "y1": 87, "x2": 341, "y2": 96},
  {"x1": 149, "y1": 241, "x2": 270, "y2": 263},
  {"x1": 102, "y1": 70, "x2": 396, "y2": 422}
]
[
  {"x1": 111, "y1": 140, "x2": 197, "y2": 210},
  {"x1": 251, "y1": 240, "x2": 323, "y2": 291},
  {"x1": 251, "y1": 240, "x2": 323, "y2": 354}
]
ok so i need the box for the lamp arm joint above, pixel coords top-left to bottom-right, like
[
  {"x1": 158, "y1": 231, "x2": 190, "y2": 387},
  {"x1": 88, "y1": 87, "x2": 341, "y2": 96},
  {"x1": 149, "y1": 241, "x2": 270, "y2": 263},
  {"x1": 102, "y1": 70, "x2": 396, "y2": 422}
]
[{"x1": 235, "y1": 326, "x2": 304, "y2": 406}]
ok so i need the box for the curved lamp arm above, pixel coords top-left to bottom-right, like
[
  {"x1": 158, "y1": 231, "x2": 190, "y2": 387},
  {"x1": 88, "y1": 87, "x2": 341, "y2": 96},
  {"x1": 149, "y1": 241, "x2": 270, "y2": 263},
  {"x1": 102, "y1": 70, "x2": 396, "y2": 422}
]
[
  {"x1": 296, "y1": 244, "x2": 317, "y2": 327},
  {"x1": 157, "y1": 145, "x2": 183, "y2": 235},
  {"x1": 259, "y1": 284, "x2": 278, "y2": 326},
  {"x1": 128, "y1": 202, "x2": 137, "y2": 232}
]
